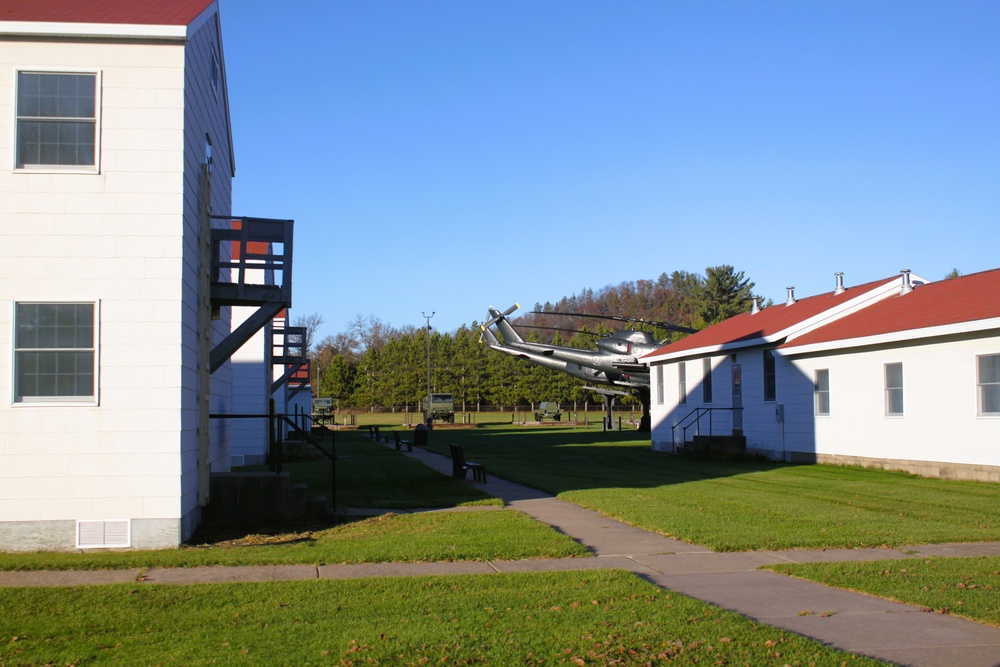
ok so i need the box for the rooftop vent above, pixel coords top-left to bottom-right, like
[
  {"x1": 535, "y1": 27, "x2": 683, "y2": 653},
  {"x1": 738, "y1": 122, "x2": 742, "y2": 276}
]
[
  {"x1": 786, "y1": 286, "x2": 796, "y2": 306},
  {"x1": 834, "y1": 272, "x2": 846, "y2": 295},
  {"x1": 900, "y1": 269, "x2": 913, "y2": 295},
  {"x1": 750, "y1": 296, "x2": 762, "y2": 314}
]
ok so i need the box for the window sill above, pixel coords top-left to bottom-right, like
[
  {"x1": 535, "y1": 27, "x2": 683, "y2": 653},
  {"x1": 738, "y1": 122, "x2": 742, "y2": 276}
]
[
  {"x1": 13, "y1": 400, "x2": 99, "y2": 407},
  {"x1": 14, "y1": 165, "x2": 100, "y2": 175}
]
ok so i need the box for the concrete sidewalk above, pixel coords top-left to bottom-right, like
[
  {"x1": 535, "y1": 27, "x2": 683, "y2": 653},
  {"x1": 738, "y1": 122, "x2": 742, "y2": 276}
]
[
  {"x1": 2, "y1": 442, "x2": 1000, "y2": 667},
  {"x1": 400, "y1": 444, "x2": 1000, "y2": 667}
]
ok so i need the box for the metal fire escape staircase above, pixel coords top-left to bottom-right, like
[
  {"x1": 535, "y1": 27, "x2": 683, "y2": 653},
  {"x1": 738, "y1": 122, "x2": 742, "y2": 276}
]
[
  {"x1": 272, "y1": 325, "x2": 310, "y2": 399},
  {"x1": 208, "y1": 216, "x2": 294, "y2": 374}
]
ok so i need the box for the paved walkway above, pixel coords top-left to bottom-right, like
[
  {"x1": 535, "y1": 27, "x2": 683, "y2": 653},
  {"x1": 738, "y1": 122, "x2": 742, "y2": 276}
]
[{"x1": 3, "y1": 444, "x2": 1000, "y2": 667}]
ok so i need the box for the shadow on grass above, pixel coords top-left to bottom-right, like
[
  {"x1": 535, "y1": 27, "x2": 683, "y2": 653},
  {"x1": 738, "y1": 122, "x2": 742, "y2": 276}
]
[{"x1": 425, "y1": 425, "x2": 791, "y2": 497}]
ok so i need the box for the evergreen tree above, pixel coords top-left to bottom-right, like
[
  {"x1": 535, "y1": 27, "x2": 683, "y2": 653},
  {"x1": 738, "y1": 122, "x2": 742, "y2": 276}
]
[{"x1": 695, "y1": 265, "x2": 755, "y2": 326}]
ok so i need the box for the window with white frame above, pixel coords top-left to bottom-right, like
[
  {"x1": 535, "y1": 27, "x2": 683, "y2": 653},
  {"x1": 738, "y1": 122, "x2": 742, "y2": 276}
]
[
  {"x1": 702, "y1": 358, "x2": 713, "y2": 403},
  {"x1": 14, "y1": 303, "x2": 96, "y2": 402},
  {"x1": 978, "y1": 354, "x2": 1000, "y2": 416},
  {"x1": 655, "y1": 364, "x2": 664, "y2": 405},
  {"x1": 678, "y1": 361, "x2": 687, "y2": 405},
  {"x1": 211, "y1": 48, "x2": 220, "y2": 97},
  {"x1": 16, "y1": 71, "x2": 98, "y2": 169},
  {"x1": 884, "y1": 362, "x2": 903, "y2": 416},
  {"x1": 763, "y1": 349, "x2": 776, "y2": 402},
  {"x1": 814, "y1": 369, "x2": 830, "y2": 416}
]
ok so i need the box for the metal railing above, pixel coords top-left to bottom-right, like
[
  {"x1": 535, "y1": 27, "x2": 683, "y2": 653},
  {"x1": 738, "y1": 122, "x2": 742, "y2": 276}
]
[
  {"x1": 671, "y1": 407, "x2": 743, "y2": 446},
  {"x1": 210, "y1": 400, "x2": 337, "y2": 511}
]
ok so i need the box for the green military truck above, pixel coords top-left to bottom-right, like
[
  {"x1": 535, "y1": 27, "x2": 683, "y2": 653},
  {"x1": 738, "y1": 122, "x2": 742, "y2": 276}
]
[
  {"x1": 423, "y1": 393, "x2": 455, "y2": 423},
  {"x1": 534, "y1": 401, "x2": 562, "y2": 421}
]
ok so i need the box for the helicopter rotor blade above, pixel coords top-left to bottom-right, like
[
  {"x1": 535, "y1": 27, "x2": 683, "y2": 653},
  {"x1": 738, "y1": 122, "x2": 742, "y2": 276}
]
[
  {"x1": 531, "y1": 310, "x2": 698, "y2": 334},
  {"x1": 518, "y1": 324, "x2": 604, "y2": 337}
]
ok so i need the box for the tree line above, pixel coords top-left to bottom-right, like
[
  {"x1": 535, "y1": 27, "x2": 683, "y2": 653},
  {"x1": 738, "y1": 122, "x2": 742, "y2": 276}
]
[{"x1": 301, "y1": 265, "x2": 756, "y2": 411}]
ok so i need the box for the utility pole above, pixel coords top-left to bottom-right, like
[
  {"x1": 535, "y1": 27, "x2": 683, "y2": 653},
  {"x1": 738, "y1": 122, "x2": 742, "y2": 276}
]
[{"x1": 422, "y1": 311, "x2": 435, "y2": 425}]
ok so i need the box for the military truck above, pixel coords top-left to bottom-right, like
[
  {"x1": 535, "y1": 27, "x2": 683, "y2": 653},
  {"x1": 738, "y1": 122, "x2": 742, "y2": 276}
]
[
  {"x1": 534, "y1": 401, "x2": 562, "y2": 421},
  {"x1": 422, "y1": 393, "x2": 455, "y2": 423}
]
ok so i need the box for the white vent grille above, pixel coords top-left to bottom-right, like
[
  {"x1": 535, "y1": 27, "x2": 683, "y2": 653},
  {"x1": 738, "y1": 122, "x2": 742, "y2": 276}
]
[{"x1": 77, "y1": 520, "x2": 131, "y2": 548}]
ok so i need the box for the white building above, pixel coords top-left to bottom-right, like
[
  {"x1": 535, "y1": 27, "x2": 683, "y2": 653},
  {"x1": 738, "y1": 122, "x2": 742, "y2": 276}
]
[
  {"x1": 644, "y1": 269, "x2": 1000, "y2": 482},
  {"x1": 0, "y1": 0, "x2": 294, "y2": 550}
]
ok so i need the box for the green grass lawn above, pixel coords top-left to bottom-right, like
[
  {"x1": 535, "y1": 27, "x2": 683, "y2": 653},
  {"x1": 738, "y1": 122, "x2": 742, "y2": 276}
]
[
  {"x1": 254, "y1": 429, "x2": 499, "y2": 509},
  {"x1": 430, "y1": 426, "x2": 1000, "y2": 551},
  {"x1": 0, "y1": 510, "x2": 590, "y2": 572},
  {"x1": 766, "y1": 555, "x2": 1000, "y2": 627},
  {"x1": 0, "y1": 570, "x2": 886, "y2": 666}
]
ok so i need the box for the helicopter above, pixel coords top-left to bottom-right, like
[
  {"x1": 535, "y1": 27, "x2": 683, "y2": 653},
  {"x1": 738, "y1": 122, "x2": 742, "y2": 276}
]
[{"x1": 479, "y1": 304, "x2": 697, "y2": 432}]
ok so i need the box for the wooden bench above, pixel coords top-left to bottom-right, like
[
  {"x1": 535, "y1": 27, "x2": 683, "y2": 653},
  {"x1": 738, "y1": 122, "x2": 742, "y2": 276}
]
[
  {"x1": 449, "y1": 444, "x2": 486, "y2": 483},
  {"x1": 393, "y1": 430, "x2": 412, "y2": 452}
]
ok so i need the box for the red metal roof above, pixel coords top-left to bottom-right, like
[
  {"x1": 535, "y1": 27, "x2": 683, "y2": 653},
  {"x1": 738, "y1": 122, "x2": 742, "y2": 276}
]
[
  {"x1": 643, "y1": 276, "x2": 897, "y2": 358},
  {"x1": 782, "y1": 267, "x2": 1000, "y2": 349},
  {"x1": 0, "y1": 0, "x2": 214, "y2": 26}
]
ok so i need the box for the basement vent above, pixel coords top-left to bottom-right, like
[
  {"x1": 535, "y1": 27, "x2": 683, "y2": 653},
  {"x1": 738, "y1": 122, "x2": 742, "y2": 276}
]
[{"x1": 77, "y1": 519, "x2": 131, "y2": 549}]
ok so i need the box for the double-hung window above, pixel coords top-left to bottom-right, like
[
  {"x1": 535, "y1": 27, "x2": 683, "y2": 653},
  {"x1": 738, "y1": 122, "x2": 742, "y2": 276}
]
[
  {"x1": 16, "y1": 71, "x2": 98, "y2": 169},
  {"x1": 884, "y1": 362, "x2": 903, "y2": 416},
  {"x1": 978, "y1": 354, "x2": 1000, "y2": 416},
  {"x1": 814, "y1": 369, "x2": 830, "y2": 416},
  {"x1": 763, "y1": 349, "x2": 777, "y2": 402},
  {"x1": 678, "y1": 362, "x2": 687, "y2": 405},
  {"x1": 14, "y1": 303, "x2": 96, "y2": 403},
  {"x1": 655, "y1": 365, "x2": 664, "y2": 405},
  {"x1": 702, "y1": 358, "x2": 713, "y2": 403}
]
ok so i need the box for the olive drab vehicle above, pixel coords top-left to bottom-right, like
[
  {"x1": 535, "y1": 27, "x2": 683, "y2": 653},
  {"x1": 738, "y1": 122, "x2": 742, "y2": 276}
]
[{"x1": 422, "y1": 393, "x2": 455, "y2": 423}]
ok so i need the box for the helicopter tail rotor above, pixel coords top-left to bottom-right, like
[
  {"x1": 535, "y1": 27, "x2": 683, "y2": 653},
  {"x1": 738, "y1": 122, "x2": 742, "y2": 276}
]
[{"x1": 482, "y1": 303, "x2": 519, "y2": 329}]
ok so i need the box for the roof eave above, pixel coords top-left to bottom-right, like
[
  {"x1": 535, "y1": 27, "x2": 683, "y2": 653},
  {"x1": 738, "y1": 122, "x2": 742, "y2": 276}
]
[
  {"x1": 1, "y1": 21, "x2": 189, "y2": 40},
  {"x1": 642, "y1": 335, "x2": 786, "y2": 365},
  {"x1": 781, "y1": 316, "x2": 1000, "y2": 357}
]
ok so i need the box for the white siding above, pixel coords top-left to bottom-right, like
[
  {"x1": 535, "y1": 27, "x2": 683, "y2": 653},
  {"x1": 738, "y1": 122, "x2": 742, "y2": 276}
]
[
  {"x1": 651, "y1": 334, "x2": 1000, "y2": 476},
  {"x1": 789, "y1": 335, "x2": 1000, "y2": 468},
  {"x1": 181, "y1": 13, "x2": 234, "y2": 539},
  {"x1": 0, "y1": 8, "x2": 234, "y2": 549},
  {"x1": 230, "y1": 310, "x2": 271, "y2": 465}
]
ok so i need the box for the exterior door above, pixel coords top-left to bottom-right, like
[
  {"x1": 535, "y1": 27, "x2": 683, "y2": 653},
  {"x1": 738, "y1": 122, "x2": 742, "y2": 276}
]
[{"x1": 731, "y1": 363, "x2": 743, "y2": 433}]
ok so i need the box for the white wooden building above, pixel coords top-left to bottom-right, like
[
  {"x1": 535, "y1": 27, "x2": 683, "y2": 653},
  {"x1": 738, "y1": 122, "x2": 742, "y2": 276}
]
[
  {"x1": 0, "y1": 0, "x2": 295, "y2": 550},
  {"x1": 643, "y1": 269, "x2": 1000, "y2": 482}
]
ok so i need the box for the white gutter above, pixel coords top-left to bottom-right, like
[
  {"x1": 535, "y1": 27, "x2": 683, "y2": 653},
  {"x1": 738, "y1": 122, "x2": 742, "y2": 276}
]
[
  {"x1": 0, "y1": 21, "x2": 189, "y2": 40},
  {"x1": 780, "y1": 316, "x2": 1000, "y2": 357}
]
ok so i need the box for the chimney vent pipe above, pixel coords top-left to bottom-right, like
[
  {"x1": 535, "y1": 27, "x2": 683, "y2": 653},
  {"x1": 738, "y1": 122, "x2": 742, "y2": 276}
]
[
  {"x1": 900, "y1": 269, "x2": 913, "y2": 295},
  {"x1": 751, "y1": 296, "x2": 761, "y2": 314},
  {"x1": 834, "y1": 272, "x2": 845, "y2": 295},
  {"x1": 786, "y1": 286, "x2": 796, "y2": 306}
]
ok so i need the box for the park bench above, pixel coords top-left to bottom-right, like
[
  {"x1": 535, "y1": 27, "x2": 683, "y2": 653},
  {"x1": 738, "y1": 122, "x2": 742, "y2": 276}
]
[
  {"x1": 449, "y1": 444, "x2": 487, "y2": 483},
  {"x1": 393, "y1": 430, "x2": 412, "y2": 452}
]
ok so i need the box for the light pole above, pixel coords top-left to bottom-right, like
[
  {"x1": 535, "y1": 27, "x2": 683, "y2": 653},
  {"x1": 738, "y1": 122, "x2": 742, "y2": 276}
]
[{"x1": 422, "y1": 311, "x2": 435, "y2": 425}]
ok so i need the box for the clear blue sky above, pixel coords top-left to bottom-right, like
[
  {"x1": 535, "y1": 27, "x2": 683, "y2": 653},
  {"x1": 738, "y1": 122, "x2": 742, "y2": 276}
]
[{"x1": 222, "y1": 1, "x2": 999, "y2": 341}]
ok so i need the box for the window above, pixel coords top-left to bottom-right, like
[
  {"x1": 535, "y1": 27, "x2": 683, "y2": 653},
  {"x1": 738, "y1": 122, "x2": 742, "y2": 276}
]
[
  {"x1": 763, "y1": 349, "x2": 776, "y2": 402},
  {"x1": 702, "y1": 358, "x2": 713, "y2": 403},
  {"x1": 978, "y1": 354, "x2": 1000, "y2": 415},
  {"x1": 885, "y1": 362, "x2": 903, "y2": 416},
  {"x1": 678, "y1": 362, "x2": 687, "y2": 405},
  {"x1": 655, "y1": 365, "x2": 664, "y2": 405},
  {"x1": 815, "y1": 369, "x2": 830, "y2": 416},
  {"x1": 211, "y1": 49, "x2": 220, "y2": 97},
  {"x1": 16, "y1": 71, "x2": 97, "y2": 169},
  {"x1": 14, "y1": 303, "x2": 96, "y2": 402}
]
